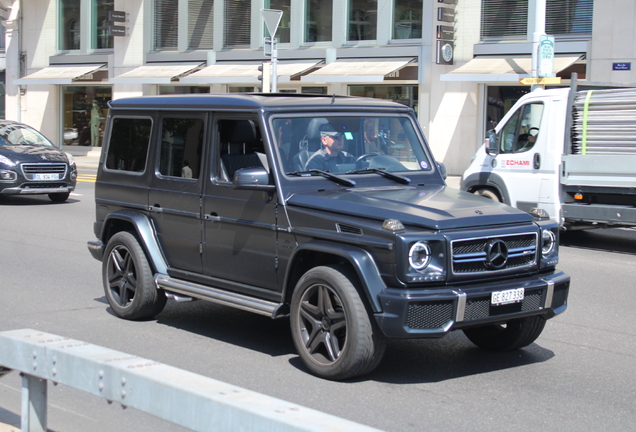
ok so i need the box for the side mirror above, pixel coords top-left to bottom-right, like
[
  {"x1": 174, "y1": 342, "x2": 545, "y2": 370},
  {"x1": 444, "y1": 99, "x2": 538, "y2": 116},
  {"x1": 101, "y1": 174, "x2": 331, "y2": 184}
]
[
  {"x1": 436, "y1": 162, "x2": 447, "y2": 180},
  {"x1": 485, "y1": 129, "x2": 499, "y2": 156},
  {"x1": 233, "y1": 167, "x2": 275, "y2": 191}
]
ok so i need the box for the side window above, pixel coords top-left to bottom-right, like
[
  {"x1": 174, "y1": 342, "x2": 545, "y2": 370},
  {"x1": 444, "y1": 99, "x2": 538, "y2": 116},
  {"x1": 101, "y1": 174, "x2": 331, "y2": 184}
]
[
  {"x1": 159, "y1": 117, "x2": 204, "y2": 179},
  {"x1": 215, "y1": 119, "x2": 266, "y2": 181},
  {"x1": 499, "y1": 102, "x2": 543, "y2": 154},
  {"x1": 106, "y1": 117, "x2": 152, "y2": 172}
]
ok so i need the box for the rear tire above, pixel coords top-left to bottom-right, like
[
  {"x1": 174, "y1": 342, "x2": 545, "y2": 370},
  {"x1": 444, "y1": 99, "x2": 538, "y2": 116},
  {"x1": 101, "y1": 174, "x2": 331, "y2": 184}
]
[
  {"x1": 473, "y1": 188, "x2": 501, "y2": 202},
  {"x1": 102, "y1": 231, "x2": 167, "y2": 320},
  {"x1": 290, "y1": 265, "x2": 386, "y2": 380},
  {"x1": 48, "y1": 192, "x2": 70, "y2": 202},
  {"x1": 463, "y1": 316, "x2": 546, "y2": 351}
]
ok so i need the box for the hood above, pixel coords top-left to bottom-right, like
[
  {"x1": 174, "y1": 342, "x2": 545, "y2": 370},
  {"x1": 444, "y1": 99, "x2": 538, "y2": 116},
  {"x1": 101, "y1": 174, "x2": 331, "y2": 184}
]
[
  {"x1": 0, "y1": 145, "x2": 69, "y2": 164},
  {"x1": 286, "y1": 184, "x2": 533, "y2": 230}
]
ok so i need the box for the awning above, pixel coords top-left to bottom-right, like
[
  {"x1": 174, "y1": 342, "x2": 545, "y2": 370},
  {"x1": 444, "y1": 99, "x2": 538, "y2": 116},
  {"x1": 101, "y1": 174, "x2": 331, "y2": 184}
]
[
  {"x1": 301, "y1": 58, "x2": 416, "y2": 83},
  {"x1": 110, "y1": 63, "x2": 204, "y2": 84},
  {"x1": 440, "y1": 55, "x2": 583, "y2": 83},
  {"x1": 180, "y1": 60, "x2": 323, "y2": 84},
  {"x1": 15, "y1": 64, "x2": 106, "y2": 85}
]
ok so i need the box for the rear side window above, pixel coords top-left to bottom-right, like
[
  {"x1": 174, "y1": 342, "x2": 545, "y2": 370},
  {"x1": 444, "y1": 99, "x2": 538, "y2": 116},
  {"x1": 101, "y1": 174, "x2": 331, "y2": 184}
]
[
  {"x1": 106, "y1": 117, "x2": 152, "y2": 172},
  {"x1": 159, "y1": 117, "x2": 204, "y2": 179}
]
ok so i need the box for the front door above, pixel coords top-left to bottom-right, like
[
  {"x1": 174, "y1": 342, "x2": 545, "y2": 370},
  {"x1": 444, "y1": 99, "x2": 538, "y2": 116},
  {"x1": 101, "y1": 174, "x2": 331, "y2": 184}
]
[
  {"x1": 148, "y1": 114, "x2": 206, "y2": 274},
  {"x1": 202, "y1": 117, "x2": 279, "y2": 293}
]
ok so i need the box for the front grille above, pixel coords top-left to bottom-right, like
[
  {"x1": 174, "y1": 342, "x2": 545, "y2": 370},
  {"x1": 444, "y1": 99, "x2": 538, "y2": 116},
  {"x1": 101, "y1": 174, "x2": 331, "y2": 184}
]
[
  {"x1": 463, "y1": 289, "x2": 543, "y2": 321},
  {"x1": 407, "y1": 301, "x2": 453, "y2": 329},
  {"x1": 21, "y1": 163, "x2": 68, "y2": 181},
  {"x1": 451, "y1": 232, "x2": 537, "y2": 274}
]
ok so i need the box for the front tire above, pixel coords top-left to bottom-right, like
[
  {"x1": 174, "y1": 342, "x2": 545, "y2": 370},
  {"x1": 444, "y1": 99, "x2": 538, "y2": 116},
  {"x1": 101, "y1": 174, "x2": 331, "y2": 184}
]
[
  {"x1": 473, "y1": 188, "x2": 501, "y2": 202},
  {"x1": 48, "y1": 192, "x2": 70, "y2": 202},
  {"x1": 290, "y1": 265, "x2": 386, "y2": 380},
  {"x1": 102, "y1": 231, "x2": 167, "y2": 320},
  {"x1": 463, "y1": 316, "x2": 546, "y2": 351}
]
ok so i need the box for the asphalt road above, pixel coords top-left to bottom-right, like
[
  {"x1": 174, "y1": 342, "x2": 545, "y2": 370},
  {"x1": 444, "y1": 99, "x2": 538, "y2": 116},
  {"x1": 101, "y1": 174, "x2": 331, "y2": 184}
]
[{"x1": 0, "y1": 169, "x2": 635, "y2": 431}]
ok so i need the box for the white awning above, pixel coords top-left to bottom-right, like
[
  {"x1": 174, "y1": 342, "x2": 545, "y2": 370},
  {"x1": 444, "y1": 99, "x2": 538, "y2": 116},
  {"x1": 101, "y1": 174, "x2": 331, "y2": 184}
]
[
  {"x1": 15, "y1": 64, "x2": 106, "y2": 85},
  {"x1": 301, "y1": 58, "x2": 416, "y2": 83},
  {"x1": 110, "y1": 63, "x2": 204, "y2": 84},
  {"x1": 180, "y1": 60, "x2": 323, "y2": 84},
  {"x1": 440, "y1": 55, "x2": 583, "y2": 83}
]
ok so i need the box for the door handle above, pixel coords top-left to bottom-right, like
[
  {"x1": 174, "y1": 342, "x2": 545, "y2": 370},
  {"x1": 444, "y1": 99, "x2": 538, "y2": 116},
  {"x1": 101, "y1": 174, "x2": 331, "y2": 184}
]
[
  {"x1": 148, "y1": 204, "x2": 163, "y2": 213},
  {"x1": 533, "y1": 153, "x2": 541, "y2": 170},
  {"x1": 205, "y1": 213, "x2": 221, "y2": 222}
]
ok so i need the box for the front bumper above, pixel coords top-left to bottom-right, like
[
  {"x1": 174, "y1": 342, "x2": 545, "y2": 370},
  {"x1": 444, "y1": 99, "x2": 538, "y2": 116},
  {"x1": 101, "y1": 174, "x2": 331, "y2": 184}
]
[
  {"x1": 375, "y1": 271, "x2": 570, "y2": 338},
  {"x1": 0, "y1": 185, "x2": 75, "y2": 195}
]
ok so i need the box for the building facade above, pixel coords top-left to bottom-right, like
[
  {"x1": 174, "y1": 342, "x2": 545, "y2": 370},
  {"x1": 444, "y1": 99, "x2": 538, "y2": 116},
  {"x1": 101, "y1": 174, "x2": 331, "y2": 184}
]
[{"x1": 3, "y1": 0, "x2": 632, "y2": 174}]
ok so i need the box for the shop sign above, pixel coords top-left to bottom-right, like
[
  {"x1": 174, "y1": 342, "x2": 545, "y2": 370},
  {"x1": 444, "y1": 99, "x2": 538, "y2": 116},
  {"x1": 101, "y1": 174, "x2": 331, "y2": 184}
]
[
  {"x1": 109, "y1": 25, "x2": 126, "y2": 37},
  {"x1": 385, "y1": 66, "x2": 418, "y2": 81},
  {"x1": 109, "y1": 10, "x2": 126, "y2": 22},
  {"x1": 436, "y1": 40, "x2": 454, "y2": 65},
  {"x1": 438, "y1": 0, "x2": 458, "y2": 3},
  {"x1": 437, "y1": 7, "x2": 455, "y2": 23},
  {"x1": 436, "y1": 25, "x2": 454, "y2": 40}
]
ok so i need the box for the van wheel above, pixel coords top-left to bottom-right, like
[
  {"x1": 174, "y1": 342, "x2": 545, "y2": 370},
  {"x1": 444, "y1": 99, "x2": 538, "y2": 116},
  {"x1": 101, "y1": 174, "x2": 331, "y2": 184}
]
[
  {"x1": 290, "y1": 265, "x2": 386, "y2": 380},
  {"x1": 48, "y1": 192, "x2": 70, "y2": 202},
  {"x1": 473, "y1": 188, "x2": 501, "y2": 202},
  {"x1": 102, "y1": 231, "x2": 167, "y2": 320},
  {"x1": 462, "y1": 316, "x2": 546, "y2": 351}
]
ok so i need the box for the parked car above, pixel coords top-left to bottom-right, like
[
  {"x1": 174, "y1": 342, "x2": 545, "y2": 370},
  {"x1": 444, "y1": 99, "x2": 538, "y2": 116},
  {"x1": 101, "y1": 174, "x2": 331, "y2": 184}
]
[
  {"x1": 88, "y1": 94, "x2": 569, "y2": 380},
  {"x1": 0, "y1": 120, "x2": 77, "y2": 202}
]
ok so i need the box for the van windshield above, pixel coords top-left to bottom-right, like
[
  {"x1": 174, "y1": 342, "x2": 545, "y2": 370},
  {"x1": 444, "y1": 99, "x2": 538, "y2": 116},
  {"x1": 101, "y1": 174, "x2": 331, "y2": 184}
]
[{"x1": 272, "y1": 115, "x2": 432, "y2": 177}]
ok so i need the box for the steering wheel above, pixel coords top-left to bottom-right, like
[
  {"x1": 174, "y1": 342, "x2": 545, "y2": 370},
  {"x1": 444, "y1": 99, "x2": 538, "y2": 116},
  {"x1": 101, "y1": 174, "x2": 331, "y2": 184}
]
[
  {"x1": 355, "y1": 153, "x2": 380, "y2": 164},
  {"x1": 527, "y1": 127, "x2": 539, "y2": 137}
]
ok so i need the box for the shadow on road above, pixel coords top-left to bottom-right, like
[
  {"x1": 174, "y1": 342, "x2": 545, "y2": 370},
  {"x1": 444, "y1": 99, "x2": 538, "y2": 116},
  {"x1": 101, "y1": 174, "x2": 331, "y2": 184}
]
[{"x1": 560, "y1": 227, "x2": 636, "y2": 254}]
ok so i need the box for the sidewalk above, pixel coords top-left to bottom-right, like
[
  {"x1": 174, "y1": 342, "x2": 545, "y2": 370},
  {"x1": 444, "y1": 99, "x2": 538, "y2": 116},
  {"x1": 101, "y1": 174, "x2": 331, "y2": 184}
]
[{"x1": 64, "y1": 146, "x2": 462, "y2": 188}]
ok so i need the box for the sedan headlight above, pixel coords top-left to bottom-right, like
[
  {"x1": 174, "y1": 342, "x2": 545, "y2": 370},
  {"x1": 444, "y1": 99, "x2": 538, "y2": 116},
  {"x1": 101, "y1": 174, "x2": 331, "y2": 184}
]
[
  {"x1": 409, "y1": 241, "x2": 431, "y2": 271},
  {"x1": 0, "y1": 154, "x2": 16, "y2": 167},
  {"x1": 65, "y1": 152, "x2": 76, "y2": 166}
]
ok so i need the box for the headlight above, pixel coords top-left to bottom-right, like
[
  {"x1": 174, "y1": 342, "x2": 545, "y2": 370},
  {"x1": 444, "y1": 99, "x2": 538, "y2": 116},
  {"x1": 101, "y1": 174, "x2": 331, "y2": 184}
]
[
  {"x1": 541, "y1": 229, "x2": 556, "y2": 256},
  {"x1": 409, "y1": 241, "x2": 431, "y2": 271},
  {"x1": 65, "y1": 152, "x2": 76, "y2": 166},
  {"x1": 0, "y1": 154, "x2": 16, "y2": 167}
]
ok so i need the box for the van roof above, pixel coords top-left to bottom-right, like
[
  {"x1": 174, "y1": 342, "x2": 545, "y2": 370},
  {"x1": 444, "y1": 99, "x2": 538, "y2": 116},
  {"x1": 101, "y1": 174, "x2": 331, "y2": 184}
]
[{"x1": 108, "y1": 93, "x2": 413, "y2": 113}]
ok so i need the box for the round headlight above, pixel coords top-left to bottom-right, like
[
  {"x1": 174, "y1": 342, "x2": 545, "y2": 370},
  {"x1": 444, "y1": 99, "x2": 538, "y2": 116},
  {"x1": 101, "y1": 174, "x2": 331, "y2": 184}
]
[
  {"x1": 409, "y1": 241, "x2": 431, "y2": 271},
  {"x1": 541, "y1": 229, "x2": 556, "y2": 256}
]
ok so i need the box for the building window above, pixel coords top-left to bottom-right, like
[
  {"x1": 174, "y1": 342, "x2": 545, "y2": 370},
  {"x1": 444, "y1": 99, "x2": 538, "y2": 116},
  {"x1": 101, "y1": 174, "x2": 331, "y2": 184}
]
[
  {"x1": 305, "y1": 0, "x2": 332, "y2": 42},
  {"x1": 481, "y1": 0, "x2": 593, "y2": 39},
  {"x1": 62, "y1": 86, "x2": 111, "y2": 147},
  {"x1": 349, "y1": 85, "x2": 418, "y2": 111},
  {"x1": 265, "y1": 0, "x2": 290, "y2": 43},
  {"x1": 188, "y1": 0, "x2": 214, "y2": 50},
  {"x1": 60, "y1": 0, "x2": 81, "y2": 50},
  {"x1": 159, "y1": 86, "x2": 211, "y2": 94},
  {"x1": 393, "y1": 0, "x2": 422, "y2": 39},
  {"x1": 93, "y1": 0, "x2": 113, "y2": 49},
  {"x1": 154, "y1": 0, "x2": 179, "y2": 50},
  {"x1": 224, "y1": 0, "x2": 251, "y2": 48},
  {"x1": 347, "y1": 0, "x2": 377, "y2": 41}
]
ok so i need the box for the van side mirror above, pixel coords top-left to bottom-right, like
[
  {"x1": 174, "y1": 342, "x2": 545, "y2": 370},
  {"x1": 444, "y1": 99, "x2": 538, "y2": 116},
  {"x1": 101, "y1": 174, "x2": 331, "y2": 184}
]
[
  {"x1": 233, "y1": 167, "x2": 275, "y2": 191},
  {"x1": 485, "y1": 129, "x2": 499, "y2": 156},
  {"x1": 436, "y1": 162, "x2": 447, "y2": 180}
]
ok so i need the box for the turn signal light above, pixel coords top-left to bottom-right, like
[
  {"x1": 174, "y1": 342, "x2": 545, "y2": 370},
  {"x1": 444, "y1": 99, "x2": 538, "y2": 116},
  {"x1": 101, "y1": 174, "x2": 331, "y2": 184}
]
[{"x1": 574, "y1": 193, "x2": 583, "y2": 200}]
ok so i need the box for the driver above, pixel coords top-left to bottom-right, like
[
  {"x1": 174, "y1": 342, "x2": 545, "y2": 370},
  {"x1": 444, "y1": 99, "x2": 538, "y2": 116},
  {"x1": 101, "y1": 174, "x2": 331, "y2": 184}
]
[{"x1": 306, "y1": 125, "x2": 354, "y2": 172}]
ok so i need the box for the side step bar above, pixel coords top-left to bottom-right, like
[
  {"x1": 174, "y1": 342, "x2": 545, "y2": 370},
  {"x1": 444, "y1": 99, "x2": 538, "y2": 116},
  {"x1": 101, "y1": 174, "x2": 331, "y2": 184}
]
[{"x1": 155, "y1": 274, "x2": 283, "y2": 318}]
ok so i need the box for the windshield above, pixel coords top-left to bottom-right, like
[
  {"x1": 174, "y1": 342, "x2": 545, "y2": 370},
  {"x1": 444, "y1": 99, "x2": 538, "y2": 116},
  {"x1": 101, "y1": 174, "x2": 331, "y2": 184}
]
[
  {"x1": 0, "y1": 123, "x2": 54, "y2": 147},
  {"x1": 272, "y1": 114, "x2": 432, "y2": 177}
]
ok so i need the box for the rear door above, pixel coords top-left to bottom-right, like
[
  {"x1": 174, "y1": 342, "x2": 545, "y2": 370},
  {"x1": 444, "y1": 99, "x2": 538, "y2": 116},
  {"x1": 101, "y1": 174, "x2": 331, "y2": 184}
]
[{"x1": 148, "y1": 113, "x2": 206, "y2": 274}]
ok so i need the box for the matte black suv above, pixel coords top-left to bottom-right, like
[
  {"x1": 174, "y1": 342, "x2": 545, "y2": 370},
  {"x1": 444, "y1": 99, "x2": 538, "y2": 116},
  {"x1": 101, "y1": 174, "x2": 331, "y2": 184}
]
[
  {"x1": 0, "y1": 120, "x2": 77, "y2": 202},
  {"x1": 88, "y1": 94, "x2": 570, "y2": 380}
]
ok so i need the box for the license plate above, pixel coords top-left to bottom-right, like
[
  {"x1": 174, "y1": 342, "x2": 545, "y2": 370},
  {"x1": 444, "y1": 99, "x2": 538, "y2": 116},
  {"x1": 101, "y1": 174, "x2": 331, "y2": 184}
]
[
  {"x1": 491, "y1": 288, "x2": 524, "y2": 306},
  {"x1": 34, "y1": 173, "x2": 59, "y2": 180}
]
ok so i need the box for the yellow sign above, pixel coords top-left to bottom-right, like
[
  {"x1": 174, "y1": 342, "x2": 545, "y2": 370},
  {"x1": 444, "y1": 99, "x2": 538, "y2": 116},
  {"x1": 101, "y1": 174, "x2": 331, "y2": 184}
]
[{"x1": 519, "y1": 77, "x2": 562, "y2": 85}]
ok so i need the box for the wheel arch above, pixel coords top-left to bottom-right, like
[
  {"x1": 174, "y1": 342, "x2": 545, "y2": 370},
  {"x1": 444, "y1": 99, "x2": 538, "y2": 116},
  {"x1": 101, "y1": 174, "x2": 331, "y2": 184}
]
[
  {"x1": 283, "y1": 241, "x2": 386, "y2": 313},
  {"x1": 462, "y1": 171, "x2": 511, "y2": 205},
  {"x1": 100, "y1": 209, "x2": 168, "y2": 275}
]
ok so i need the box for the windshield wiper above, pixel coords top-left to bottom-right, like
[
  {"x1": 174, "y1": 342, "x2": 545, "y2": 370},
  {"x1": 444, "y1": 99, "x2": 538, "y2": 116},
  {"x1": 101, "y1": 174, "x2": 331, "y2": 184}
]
[
  {"x1": 286, "y1": 169, "x2": 356, "y2": 187},
  {"x1": 346, "y1": 168, "x2": 410, "y2": 185}
]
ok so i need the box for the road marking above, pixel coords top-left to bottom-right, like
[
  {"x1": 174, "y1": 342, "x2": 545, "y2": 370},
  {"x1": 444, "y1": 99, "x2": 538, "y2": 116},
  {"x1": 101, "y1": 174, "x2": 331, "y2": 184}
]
[{"x1": 77, "y1": 174, "x2": 96, "y2": 183}]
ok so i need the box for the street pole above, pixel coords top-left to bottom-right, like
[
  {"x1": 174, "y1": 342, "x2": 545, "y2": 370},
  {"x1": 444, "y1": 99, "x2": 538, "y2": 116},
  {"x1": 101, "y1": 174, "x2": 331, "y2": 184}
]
[
  {"x1": 531, "y1": 0, "x2": 546, "y2": 91},
  {"x1": 261, "y1": 9, "x2": 283, "y2": 94}
]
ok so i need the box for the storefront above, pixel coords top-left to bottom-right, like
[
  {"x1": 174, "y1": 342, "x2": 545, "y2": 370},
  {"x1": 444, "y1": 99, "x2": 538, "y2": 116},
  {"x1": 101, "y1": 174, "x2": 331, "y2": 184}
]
[{"x1": 62, "y1": 84, "x2": 111, "y2": 147}]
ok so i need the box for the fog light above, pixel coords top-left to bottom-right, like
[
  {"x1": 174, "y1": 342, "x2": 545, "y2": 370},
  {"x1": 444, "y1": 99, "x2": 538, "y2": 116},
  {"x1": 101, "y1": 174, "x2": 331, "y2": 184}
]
[{"x1": 0, "y1": 170, "x2": 16, "y2": 181}]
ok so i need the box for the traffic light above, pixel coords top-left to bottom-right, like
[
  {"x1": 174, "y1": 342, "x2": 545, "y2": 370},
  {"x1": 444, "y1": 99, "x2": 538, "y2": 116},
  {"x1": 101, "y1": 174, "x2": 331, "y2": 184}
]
[{"x1": 257, "y1": 62, "x2": 271, "y2": 93}]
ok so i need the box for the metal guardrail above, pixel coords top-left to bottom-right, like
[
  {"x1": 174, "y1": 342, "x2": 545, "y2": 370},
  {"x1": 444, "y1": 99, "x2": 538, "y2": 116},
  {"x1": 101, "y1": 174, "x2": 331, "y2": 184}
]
[{"x1": 0, "y1": 329, "x2": 383, "y2": 432}]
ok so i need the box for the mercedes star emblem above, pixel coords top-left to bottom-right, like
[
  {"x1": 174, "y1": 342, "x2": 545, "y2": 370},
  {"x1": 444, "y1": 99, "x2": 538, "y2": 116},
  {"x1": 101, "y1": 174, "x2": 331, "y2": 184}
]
[{"x1": 485, "y1": 239, "x2": 508, "y2": 270}]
